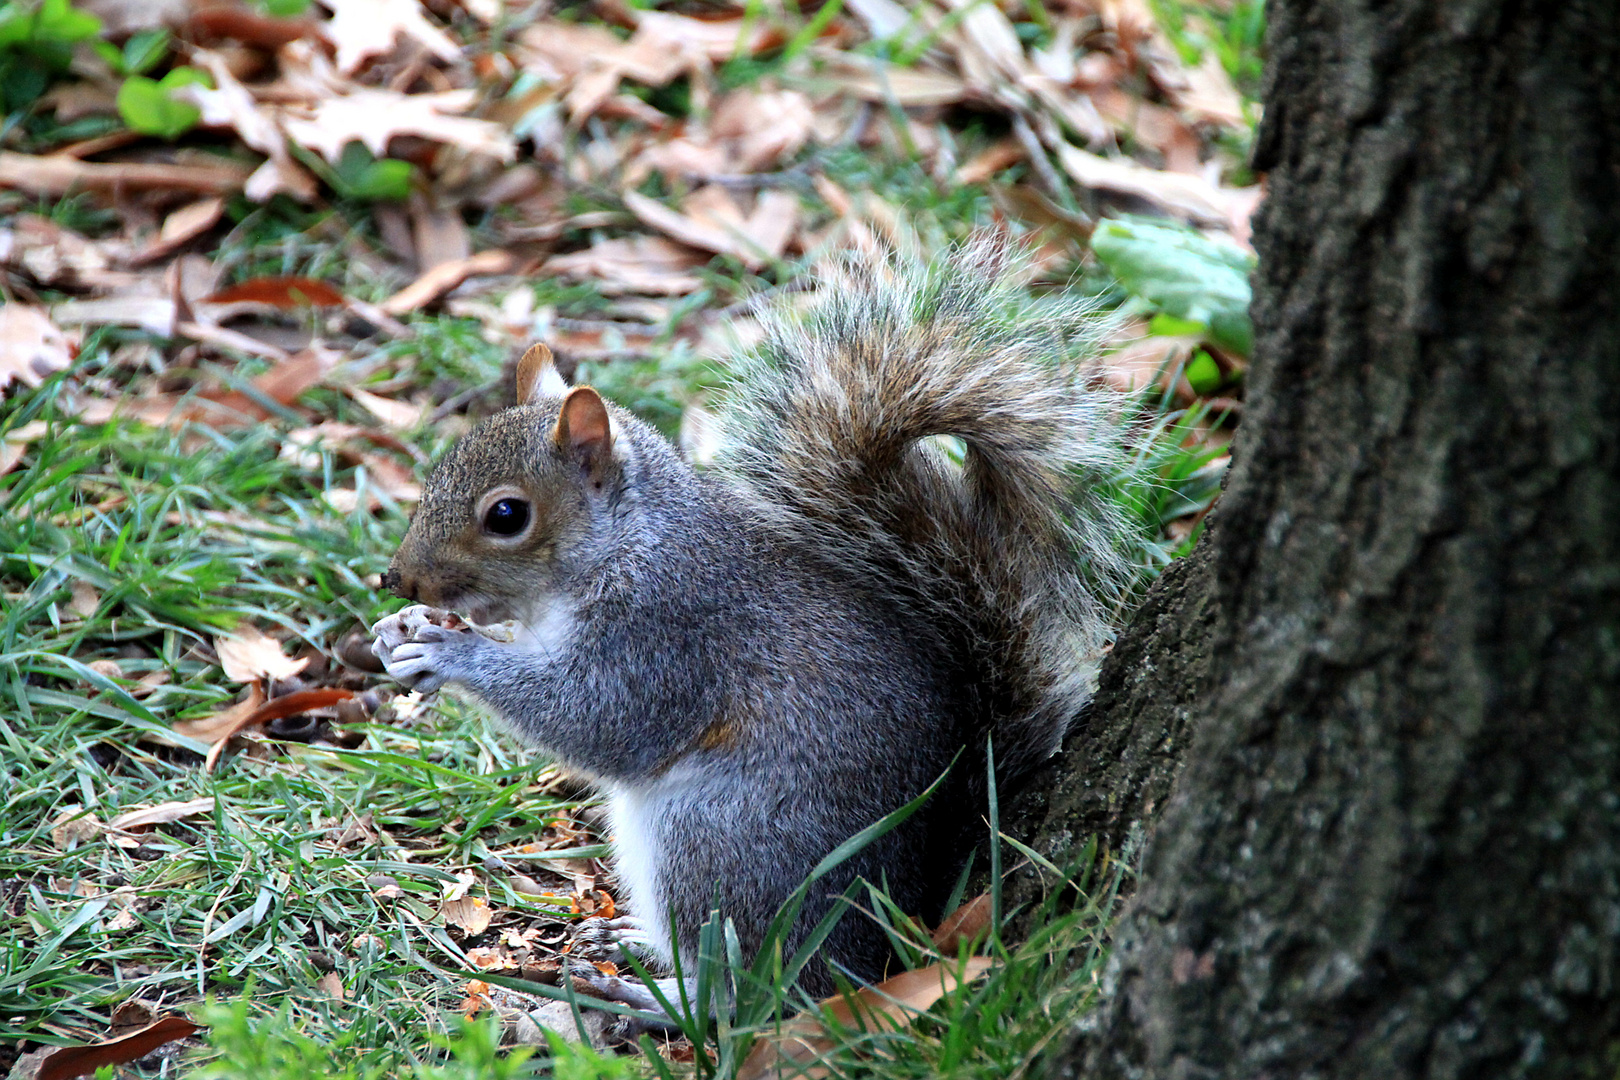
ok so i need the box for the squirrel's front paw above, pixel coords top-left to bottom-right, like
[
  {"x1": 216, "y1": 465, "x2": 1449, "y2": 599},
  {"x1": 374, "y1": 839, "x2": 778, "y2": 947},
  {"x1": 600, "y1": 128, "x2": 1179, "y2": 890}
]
[{"x1": 370, "y1": 605, "x2": 480, "y2": 693}]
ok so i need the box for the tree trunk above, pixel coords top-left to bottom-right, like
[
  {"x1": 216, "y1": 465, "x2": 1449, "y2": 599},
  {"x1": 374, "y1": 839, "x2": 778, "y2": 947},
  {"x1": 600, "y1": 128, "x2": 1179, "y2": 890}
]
[{"x1": 1036, "y1": 2, "x2": 1620, "y2": 1076}]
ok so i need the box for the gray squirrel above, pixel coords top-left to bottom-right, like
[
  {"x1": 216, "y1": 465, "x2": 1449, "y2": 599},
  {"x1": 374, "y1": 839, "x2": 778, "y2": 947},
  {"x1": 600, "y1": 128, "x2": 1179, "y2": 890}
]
[{"x1": 370, "y1": 242, "x2": 1135, "y2": 1006}]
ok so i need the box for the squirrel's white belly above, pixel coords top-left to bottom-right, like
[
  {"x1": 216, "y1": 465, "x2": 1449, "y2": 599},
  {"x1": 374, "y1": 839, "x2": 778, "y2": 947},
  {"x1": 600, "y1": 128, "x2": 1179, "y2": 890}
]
[{"x1": 607, "y1": 774, "x2": 688, "y2": 968}]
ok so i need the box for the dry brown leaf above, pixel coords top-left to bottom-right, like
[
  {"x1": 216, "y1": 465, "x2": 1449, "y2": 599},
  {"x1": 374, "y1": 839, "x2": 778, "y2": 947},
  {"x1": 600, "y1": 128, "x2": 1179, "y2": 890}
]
[
  {"x1": 175, "y1": 687, "x2": 355, "y2": 770},
  {"x1": 738, "y1": 958, "x2": 995, "y2": 1080},
  {"x1": 316, "y1": 971, "x2": 346, "y2": 999},
  {"x1": 409, "y1": 193, "x2": 471, "y2": 272},
  {"x1": 1097, "y1": 328, "x2": 1200, "y2": 400},
  {"x1": 129, "y1": 197, "x2": 227, "y2": 265},
  {"x1": 67, "y1": 579, "x2": 99, "y2": 620},
  {"x1": 322, "y1": 0, "x2": 461, "y2": 73},
  {"x1": 631, "y1": 11, "x2": 779, "y2": 65},
  {"x1": 629, "y1": 185, "x2": 798, "y2": 269},
  {"x1": 189, "y1": 3, "x2": 325, "y2": 49},
  {"x1": 0, "y1": 214, "x2": 133, "y2": 289},
  {"x1": 813, "y1": 53, "x2": 968, "y2": 107},
  {"x1": 1177, "y1": 50, "x2": 1247, "y2": 128},
  {"x1": 38, "y1": 80, "x2": 120, "y2": 122},
  {"x1": 172, "y1": 684, "x2": 267, "y2": 743},
  {"x1": 49, "y1": 807, "x2": 105, "y2": 850},
  {"x1": 349, "y1": 387, "x2": 424, "y2": 430},
  {"x1": 543, "y1": 235, "x2": 706, "y2": 296},
  {"x1": 955, "y1": 139, "x2": 1024, "y2": 185},
  {"x1": 515, "y1": 21, "x2": 627, "y2": 83},
  {"x1": 109, "y1": 797, "x2": 218, "y2": 832},
  {"x1": 626, "y1": 136, "x2": 734, "y2": 186},
  {"x1": 205, "y1": 276, "x2": 348, "y2": 308},
  {"x1": 216, "y1": 626, "x2": 311, "y2": 683},
  {"x1": 623, "y1": 189, "x2": 748, "y2": 262},
  {"x1": 1055, "y1": 143, "x2": 1246, "y2": 225},
  {"x1": 0, "y1": 306, "x2": 73, "y2": 392},
  {"x1": 0, "y1": 151, "x2": 251, "y2": 196},
  {"x1": 380, "y1": 249, "x2": 516, "y2": 315},
  {"x1": 711, "y1": 89, "x2": 815, "y2": 173},
  {"x1": 442, "y1": 895, "x2": 494, "y2": 936},
  {"x1": 181, "y1": 51, "x2": 319, "y2": 203},
  {"x1": 931, "y1": 893, "x2": 992, "y2": 954},
  {"x1": 1, "y1": 419, "x2": 50, "y2": 476},
  {"x1": 1093, "y1": 89, "x2": 1203, "y2": 173},
  {"x1": 52, "y1": 295, "x2": 176, "y2": 338},
  {"x1": 88, "y1": 658, "x2": 123, "y2": 681},
  {"x1": 37, "y1": 1016, "x2": 201, "y2": 1080},
  {"x1": 283, "y1": 88, "x2": 516, "y2": 164}
]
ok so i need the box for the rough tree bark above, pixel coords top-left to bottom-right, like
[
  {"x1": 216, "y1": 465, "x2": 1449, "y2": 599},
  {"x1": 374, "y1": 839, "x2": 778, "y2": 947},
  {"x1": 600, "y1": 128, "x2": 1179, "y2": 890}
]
[{"x1": 1023, "y1": 2, "x2": 1620, "y2": 1077}]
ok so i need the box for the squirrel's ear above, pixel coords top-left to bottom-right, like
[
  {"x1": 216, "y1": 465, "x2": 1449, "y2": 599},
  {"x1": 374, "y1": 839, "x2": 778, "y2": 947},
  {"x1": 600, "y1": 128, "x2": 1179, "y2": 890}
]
[
  {"x1": 515, "y1": 343, "x2": 567, "y2": 404},
  {"x1": 554, "y1": 386, "x2": 616, "y2": 483}
]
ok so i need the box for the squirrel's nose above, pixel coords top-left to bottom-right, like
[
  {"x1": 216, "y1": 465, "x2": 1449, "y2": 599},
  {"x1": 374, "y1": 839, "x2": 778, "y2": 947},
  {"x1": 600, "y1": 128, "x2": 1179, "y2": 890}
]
[{"x1": 382, "y1": 568, "x2": 415, "y2": 600}]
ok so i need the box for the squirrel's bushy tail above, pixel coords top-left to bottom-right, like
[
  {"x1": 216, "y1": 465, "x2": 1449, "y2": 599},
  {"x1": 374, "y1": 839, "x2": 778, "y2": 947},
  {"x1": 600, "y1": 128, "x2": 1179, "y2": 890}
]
[{"x1": 714, "y1": 239, "x2": 1139, "y2": 783}]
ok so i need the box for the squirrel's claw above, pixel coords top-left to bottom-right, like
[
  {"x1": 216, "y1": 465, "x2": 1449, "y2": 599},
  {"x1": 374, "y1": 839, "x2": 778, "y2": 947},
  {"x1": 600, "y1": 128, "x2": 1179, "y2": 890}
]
[
  {"x1": 574, "y1": 915, "x2": 662, "y2": 965},
  {"x1": 370, "y1": 604, "x2": 475, "y2": 693}
]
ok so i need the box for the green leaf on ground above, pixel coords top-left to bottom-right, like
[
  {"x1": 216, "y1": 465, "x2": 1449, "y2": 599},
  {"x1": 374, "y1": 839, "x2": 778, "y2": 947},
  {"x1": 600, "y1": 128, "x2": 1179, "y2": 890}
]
[
  {"x1": 1092, "y1": 215, "x2": 1255, "y2": 357},
  {"x1": 116, "y1": 66, "x2": 211, "y2": 139}
]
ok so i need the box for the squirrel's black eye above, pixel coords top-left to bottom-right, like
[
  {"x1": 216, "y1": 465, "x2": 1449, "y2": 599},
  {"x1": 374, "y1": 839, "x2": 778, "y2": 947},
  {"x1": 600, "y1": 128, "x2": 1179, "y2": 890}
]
[{"x1": 483, "y1": 497, "x2": 531, "y2": 536}]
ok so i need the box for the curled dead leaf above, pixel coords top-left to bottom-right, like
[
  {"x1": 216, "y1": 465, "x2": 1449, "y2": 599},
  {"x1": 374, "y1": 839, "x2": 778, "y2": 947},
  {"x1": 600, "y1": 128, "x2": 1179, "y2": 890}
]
[
  {"x1": 216, "y1": 626, "x2": 311, "y2": 683},
  {"x1": 931, "y1": 892, "x2": 993, "y2": 954},
  {"x1": 380, "y1": 249, "x2": 517, "y2": 316},
  {"x1": 37, "y1": 1015, "x2": 201, "y2": 1080},
  {"x1": 0, "y1": 305, "x2": 73, "y2": 392},
  {"x1": 738, "y1": 957, "x2": 995, "y2": 1080},
  {"x1": 109, "y1": 797, "x2": 218, "y2": 833}
]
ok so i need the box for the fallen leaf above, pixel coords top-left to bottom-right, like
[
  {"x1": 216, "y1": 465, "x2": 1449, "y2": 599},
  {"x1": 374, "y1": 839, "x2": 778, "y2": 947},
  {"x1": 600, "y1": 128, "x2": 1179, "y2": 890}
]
[
  {"x1": 322, "y1": 0, "x2": 461, "y2": 73},
  {"x1": 380, "y1": 249, "x2": 517, "y2": 315},
  {"x1": 0, "y1": 151, "x2": 251, "y2": 196},
  {"x1": 931, "y1": 893, "x2": 992, "y2": 953},
  {"x1": 0, "y1": 214, "x2": 132, "y2": 289},
  {"x1": 109, "y1": 797, "x2": 218, "y2": 832},
  {"x1": 129, "y1": 197, "x2": 227, "y2": 264},
  {"x1": 49, "y1": 807, "x2": 105, "y2": 850},
  {"x1": 1055, "y1": 144, "x2": 1248, "y2": 226},
  {"x1": 0, "y1": 306, "x2": 73, "y2": 391},
  {"x1": 189, "y1": 3, "x2": 325, "y2": 49},
  {"x1": 172, "y1": 684, "x2": 267, "y2": 743},
  {"x1": 282, "y1": 88, "x2": 516, "y2": 165},
  {"x1": 442, "y1": 894, "x2": 494, "y2": 936},
  {"x1": 51, "y1": 295, "x2": 177, "y2": 338},
  {"x1": 348, "y1": 387, "x2": 423, "y2": 430},
  {"x1": 216, "y1": 626, "x2": 311, "y2": 683},
  {"x1": 316, "y1": 971, "x2": 346, "y2": 999},
  {"x1": 954, "y1": 139, "x2": 1024, "y2": 185},
  {"x1": 814, "y1": 53, "x2": 968, "y2": 107},
  {"x1": 409, "y1": 193, "x2": 471, "y2": 273},
  {"x1": 37, "y1": 1016, "x2": 201, "y2": 1080},
  {"x1": 204, "y1": 277, "x2": 348, "y2": 307},
  {"x1": 87, "y1": 658, "x2": 123, "y2": 681},
  {"x1": 543, "y1": 235, "x2": 706, "y2": 296},
  {"x1": 1, "y1": 420, "x2": 50, "y2": 476},
  {"x1": 1177, "y1": 50, "x2": 1248, "y2": 128},
  {"x1": 738, "y1": 958, "x2": 995, "y2": 1080},
  {"x1": 180, "y1": 51, "x2": 319, "y2": 202},
  {"x1": 66, "y1": 580, "x2": 99, "y2": 620},
  {"x1": 180, "y1": 687, "x2": 356, "y2": 772}
]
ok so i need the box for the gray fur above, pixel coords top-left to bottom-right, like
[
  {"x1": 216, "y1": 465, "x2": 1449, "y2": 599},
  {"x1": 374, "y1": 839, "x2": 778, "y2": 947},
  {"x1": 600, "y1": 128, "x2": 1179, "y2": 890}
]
[{"x1": 372, "y1": 242, "x2": 1134, "y2": 999}]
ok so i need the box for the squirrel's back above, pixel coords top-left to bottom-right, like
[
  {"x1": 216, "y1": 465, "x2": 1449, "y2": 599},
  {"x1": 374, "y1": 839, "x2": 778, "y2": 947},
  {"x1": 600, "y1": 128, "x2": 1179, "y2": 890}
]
[{"x1": 712, "y1": 241, "x2": 1135, "y2": 787}]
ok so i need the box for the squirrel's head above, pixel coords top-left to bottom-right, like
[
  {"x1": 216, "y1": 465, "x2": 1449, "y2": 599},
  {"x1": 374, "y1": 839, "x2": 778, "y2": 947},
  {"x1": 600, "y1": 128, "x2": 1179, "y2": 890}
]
[{"x1": 384, "y1": 344, "x2": 648, "y2": 623}]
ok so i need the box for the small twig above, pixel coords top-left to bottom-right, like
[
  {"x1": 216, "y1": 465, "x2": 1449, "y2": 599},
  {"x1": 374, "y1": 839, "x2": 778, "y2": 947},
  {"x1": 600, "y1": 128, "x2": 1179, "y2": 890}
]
[
  {"x1": 1011, "y1": 112, "x2": 1067, "y2": 205},
  {"x1": 428, "y1": 381, "x2": 496, "y2": 423}
]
